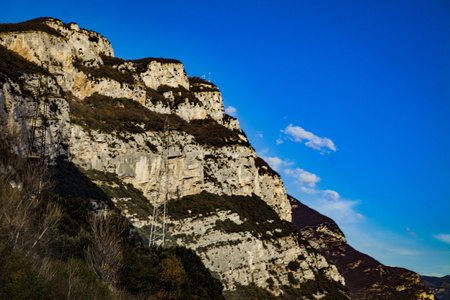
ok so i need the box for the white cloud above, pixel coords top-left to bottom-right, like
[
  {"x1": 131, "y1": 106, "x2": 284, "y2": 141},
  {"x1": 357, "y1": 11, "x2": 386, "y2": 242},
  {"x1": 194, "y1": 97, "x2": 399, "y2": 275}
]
[
  {"x1": 285, "y1": 167, "x2": 321, "y2": 188},
  {"x1": 256, "y1": 133, "x2": 263, "y2": 138},
  {"x1": 225, "y1": 106, "x2": 237, "y2": 117},
  {"x1": 261, "y1": 156, "x2": 293, "y2": 172},
  {"x1": 281, "y1": 124, "x2": 337, "y2": 153},
  {"x1": 276, "y1": 138, "x2": 283, "y2": 145},
  {"x1": 323, "y1": 189, "x2": 340, "y2": 201},
  {"x1": 434, "y1": 234, "x2": 450, "y2": 245},
  {"x1": 301, "y1": 186, "x2": 320, "y2": 194},
  {"x1": 315, "y1": 197, "x2": 363, "y2": 225}
]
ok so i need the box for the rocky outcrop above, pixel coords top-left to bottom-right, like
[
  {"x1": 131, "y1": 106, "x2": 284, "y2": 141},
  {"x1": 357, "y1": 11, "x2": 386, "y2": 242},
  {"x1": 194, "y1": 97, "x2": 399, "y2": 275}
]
[
  {"x1": 290, "y1": 195, "x2": 436, "y2": 300},
  {"x1": 0, "y1": 18, "x2": 291, "y2": 221},
  {"x1": 420, "y1": 275, "x2": 450, "y2": 300},
  {"x1": 0, "y1": 74, "x2": 71, "y2": 159},
  {"x1": 0, "y1": 18, "x2": 345, "y2": 298},
  {"x1": 1, "y1": 17, "x2": 435, "y2": 299},
  {"x1": 170, "y1": 203, "x2": 344, "y2": 295}
]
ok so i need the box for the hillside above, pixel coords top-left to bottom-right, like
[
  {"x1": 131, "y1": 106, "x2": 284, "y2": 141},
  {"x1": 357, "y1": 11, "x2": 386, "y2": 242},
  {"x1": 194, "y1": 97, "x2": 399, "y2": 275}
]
[
  {"x1": 0, "y1": 17, "x2": 436, "y2": 299},
  {"x1": 421, "y1": 275, "x2": 450, "y2": 300},
  {"x1": 290, "y1": 195, "x2": 435, "y2": 299}
]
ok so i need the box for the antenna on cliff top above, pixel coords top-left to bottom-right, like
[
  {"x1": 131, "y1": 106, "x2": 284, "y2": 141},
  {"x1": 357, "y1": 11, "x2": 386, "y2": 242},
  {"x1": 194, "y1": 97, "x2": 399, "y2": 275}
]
[
  {"x1": 149, "y1": 118, "x2": 170, "y2": 247},
  {"x1": 208, "y1": 72, "x2": 211, "y2": 82}
]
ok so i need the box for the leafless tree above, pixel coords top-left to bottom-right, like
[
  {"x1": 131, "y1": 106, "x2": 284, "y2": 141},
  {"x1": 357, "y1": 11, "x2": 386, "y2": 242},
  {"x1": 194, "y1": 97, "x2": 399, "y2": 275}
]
[
  {"x1": 0, "y1": 131, "x2": 61, "y2": 256},
  {"x1": 86, "y1": 212, "x2": 125, "y2": 287}
]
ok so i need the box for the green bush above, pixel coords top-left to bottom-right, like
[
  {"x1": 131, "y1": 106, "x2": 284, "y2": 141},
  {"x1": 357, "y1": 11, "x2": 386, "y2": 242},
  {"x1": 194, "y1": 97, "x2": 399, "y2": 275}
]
[
  {"x1": 40, "y1": 192, "x2": 92, "y2": 260},
  {"x1": 146, "y1": 140, "x2": 158, "y2": 152},
  {"x1": 119, "y1": 242, "x2": 224, "y2": 299},
  {"x1": 0, "y1": 242, "x2": 111, "y2": 300},
  {"x1": 0, "y1": 245, "x2": 50, "y2": 299}
]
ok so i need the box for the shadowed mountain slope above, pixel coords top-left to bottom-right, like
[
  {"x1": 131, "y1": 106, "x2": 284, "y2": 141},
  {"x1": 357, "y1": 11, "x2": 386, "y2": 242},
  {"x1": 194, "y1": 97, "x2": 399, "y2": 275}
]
[
  {"x1": 290, "y1": 195, "x2": 435, "y2": 300},
  {"x1": 421, "y1": 275, "x2": 450, "y2": 300}
]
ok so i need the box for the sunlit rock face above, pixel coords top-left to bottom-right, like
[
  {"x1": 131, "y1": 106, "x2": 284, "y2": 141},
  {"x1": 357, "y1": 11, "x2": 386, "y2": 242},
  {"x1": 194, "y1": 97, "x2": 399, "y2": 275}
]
[
  {"x1": 0, "y1": 17, "x2": 361, "y2": 298},
  {"x1": 169, "y1": 208, "x2": 344, "y2": 294},
  {"x1": 0, "y1": 18, "x2": 292, "y2": 221},
  {"x1": 68, "y1": 125, "x2": 292, "y2": 222}
]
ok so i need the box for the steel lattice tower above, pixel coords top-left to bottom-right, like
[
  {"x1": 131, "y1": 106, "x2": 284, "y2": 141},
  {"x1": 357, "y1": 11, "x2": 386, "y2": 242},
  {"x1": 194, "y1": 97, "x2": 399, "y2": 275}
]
[
  {"x1": 21, "y1": 78, "x2": 56, "y2": 162},
  {"x1": 149, "y1": 118, "x2": 170, "y2": 247}
]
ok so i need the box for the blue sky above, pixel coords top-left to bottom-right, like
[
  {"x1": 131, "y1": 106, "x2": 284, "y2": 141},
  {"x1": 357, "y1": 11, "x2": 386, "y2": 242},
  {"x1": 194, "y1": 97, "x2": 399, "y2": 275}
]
[{"x1": 2, "y1": 0, "x2": 449, "y2": 276}]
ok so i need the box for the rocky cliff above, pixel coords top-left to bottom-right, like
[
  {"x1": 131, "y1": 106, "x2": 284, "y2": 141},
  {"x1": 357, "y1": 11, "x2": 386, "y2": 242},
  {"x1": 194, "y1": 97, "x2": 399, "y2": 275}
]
[
  {"x1": 0, "y1": 17, "x2": 348, "y2": 298},
  {"x1": 0, "y1": 17, "x2": 435, "y2": 299},
  {"x1": 290, "y1": 195, "x2": 435, "y2": 299}
]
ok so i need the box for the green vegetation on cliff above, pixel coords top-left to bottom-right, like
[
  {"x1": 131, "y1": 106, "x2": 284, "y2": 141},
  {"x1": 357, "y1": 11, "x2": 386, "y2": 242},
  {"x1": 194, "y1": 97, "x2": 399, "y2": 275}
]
[
  {"x1": 170, "y1": 191, "x2": 311, "y2": 244},
  {"x1": 0, "y1": 134, "x2": 224, "y2": 299},
  {"x1": 189, "y1": 76, "x2": 220, "y2": 92},
  {"x1": 69, "y1": 92, "x2": 249, "y2": 147},
  {"x1": 75, "y1": 54, "x2": 182, "y2": 86},
  {"x1": 0, "y1": 44, "x2": 50, "y2": 82},
  {"x1": 0, "y1": 17, "x2": 63, "y2": 37}
]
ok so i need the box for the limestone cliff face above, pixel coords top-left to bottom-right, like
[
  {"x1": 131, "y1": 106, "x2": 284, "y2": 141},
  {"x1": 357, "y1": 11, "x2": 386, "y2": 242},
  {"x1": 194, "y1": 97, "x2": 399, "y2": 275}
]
[
  {"x1": 2, "y1": 18, "x2": 438, "y2": 299},
  {"x1": 0, "y1": 18, "x2": 288, "y2": 219},
  {"x1": 0, "y1": 18, "x2": 112, "y2": 94},
  {"x1": 0, "y1": 74, "x2": 71, "y2": 158},
  {"x1": 67, "y1": 118, "x2": 290, "y2": 221},
  {"x1": 0, "y1": 18, "x2": 352, "y2": 297},
  {"x1": 170, "y1": 209, "x2": 343, "y2": 294}
]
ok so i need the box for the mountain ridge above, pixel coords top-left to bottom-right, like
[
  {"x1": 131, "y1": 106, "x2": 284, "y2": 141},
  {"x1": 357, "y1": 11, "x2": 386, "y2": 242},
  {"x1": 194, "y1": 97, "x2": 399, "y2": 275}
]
[
  {"x1": 289, "y1": 195, "x2": 435, "y2": 299},
  {"x1": 0, "y1": 17, "x2": 436, "y2": 299}
]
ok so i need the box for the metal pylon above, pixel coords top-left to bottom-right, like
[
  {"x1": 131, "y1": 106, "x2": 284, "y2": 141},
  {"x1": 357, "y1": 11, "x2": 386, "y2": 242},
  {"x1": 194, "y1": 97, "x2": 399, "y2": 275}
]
[
  {"x1": 21, "y1": 78, "x2": 57, "y2": 162},
  {"x1": 149, "y1": 118, "x2": 170, "y2": 247}
]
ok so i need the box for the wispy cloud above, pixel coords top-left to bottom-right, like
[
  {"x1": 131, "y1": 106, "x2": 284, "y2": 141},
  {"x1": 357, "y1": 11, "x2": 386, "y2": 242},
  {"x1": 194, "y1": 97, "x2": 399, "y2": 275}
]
[
  {"x1": 225, "y1": 106, "x2": 237, "y2": 117},
  {"x1": 280, "y1": 124, "x2": 337, "y2": 153},
  {"x1": 285, "y1": 167, "x2": 321, "y2": 189},
  {"x1": 434, "y1": 234, "x2": 450, "y2": 245},
  {"x1": 259, "y1": 153, "x2": 364, "y2": 235},
  {"x1": 314, "y1": 196, "x2": 363, "y2": 225},
  {"x1": 406, "y1": 228, "x2": 417, "y2": 237},
  {"x1": 284, "y1": 167, "x2": 364, "y2": 224},
  {"x1": 260, "y1": 156, "x2": 293, "y2": 172},
  {"x1": 323, "y1": 189, "x2": 340, "y2": 201},
  {"x1": 381, "y1": 246, "x2": 422, "y2": 256}
]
